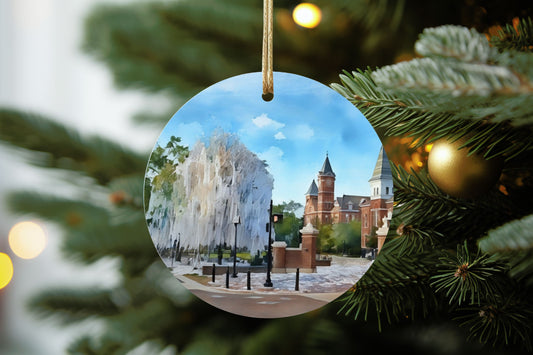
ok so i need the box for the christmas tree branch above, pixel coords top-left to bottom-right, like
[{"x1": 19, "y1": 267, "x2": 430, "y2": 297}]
[
  {"x1": 479, "y1": 214, "x2": 533, "y2": 254},
  {"x1": 0, "y1": 109, "x2": 147, "y2": 184},
  {"x1": 7, "y1": 190, "x2": 153, "y2": 264},
  {"x1": 490, "y1": 17, "x2": 533, "y2": 52},
  {"x1": 332, "y1": 25, "x2": 533, "y2": 160},
  {"x1": 455, "y1": 291, "x2": 533, "y2": 351},
  {"x1": 338, "y1": 250, "x2": 440, "y2": 330},
  {"x1": 415, "y1": 25, "x2": 498, "y2": 63},
  {"x1": 60, "y1": 216, "x2": 154, "y2": 265},
  {"x1": 385, "y1": 224, "x2": 443, "y2": 256},
  {"x1": 27, "y1": 288, "x2": 120, "y2": 324},
  {"x1": 7, "y1": 191, "x2": 110, "y2": 229},
  {"x1": 390, "y1": 165, "x2": 513, "y2": 241},
  {"x1": 430, "y1": 242, "x2": 508, "y2": 306},
  {"x1": 479, "y1": 215, "x2": 533, "y2": 285}
]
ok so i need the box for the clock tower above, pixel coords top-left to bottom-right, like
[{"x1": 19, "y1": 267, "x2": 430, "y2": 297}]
[{"x1": 317, "y1": 154, "x2": 335, "y2": 224}]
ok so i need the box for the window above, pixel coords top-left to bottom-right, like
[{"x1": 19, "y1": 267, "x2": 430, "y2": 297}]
[{"x1": 386, "y1": 187, "x2": 389, "y2": 194}]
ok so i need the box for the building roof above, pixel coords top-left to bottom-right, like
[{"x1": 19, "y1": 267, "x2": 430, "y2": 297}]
[
  {"x1": 369, "y1": 146, "x2": 392, "y2": 182},
  {"x1": 319, "y1": 154, "x2": 335, "y2": 177},
  {"x1": 305, "y1": 179, "x2": 318, "y2": 196},
  {"x1": 337, "y1": 195, "x2": 369, "y2": 210}
]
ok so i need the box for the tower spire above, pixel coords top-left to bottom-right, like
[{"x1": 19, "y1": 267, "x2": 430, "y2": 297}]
[
  {"x1": 305, "y1": 179, "x2": 318, "y2": 196},
  {"x1": 369, "y1": 146, "x2": 391, "y2": 182},
  {"x1": 319, "y1": 154, "x2": 335, "y2": 177}
]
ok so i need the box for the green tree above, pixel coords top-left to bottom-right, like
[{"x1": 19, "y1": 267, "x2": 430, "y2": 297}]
[
  {"x1": 145, "y1": 136, "x2": 189, "y2": 206},
  {"x1": 273, "y1": 201, "x2": 303, "y2": 246},
  {"x1": 317, "y1": 223, "x2": 334, "y2": 254},
  {"x1": 332, "y1": 220, "x2": 362, "y2": 256}
]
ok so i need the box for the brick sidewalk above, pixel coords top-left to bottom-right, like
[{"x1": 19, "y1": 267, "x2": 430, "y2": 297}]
[
  {"x1": 175, "y1": 273, "x2": 344, "y2": 318},
  {"x1": 190, "y1": 289, "x2": 329, "y2": 318}
]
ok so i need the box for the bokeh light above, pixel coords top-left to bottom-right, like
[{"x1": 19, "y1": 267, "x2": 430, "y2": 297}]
[
  {"x1": 292, "y1": 3, "x2": 322, "y2": 28},
  {"x1": 8, "y1": 221, "x2": 47, "y2": 259},
  {"x1": 0, "y1": 253, "x2": 14, "y2": 289}
]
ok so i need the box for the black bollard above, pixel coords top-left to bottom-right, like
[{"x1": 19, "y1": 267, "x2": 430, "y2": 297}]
[
  {"x1": 295, "y1": 268, "x2": 300, "y2": 291},
  {"x1": 212, "y1": 263, "x2": 216, "y2": 283},
  {"x1": 247, "y1": 270, "x2": 251, "y2": 290},
  {"x1": 226, "y1": 267, "x2": 230, "y2": 288}
]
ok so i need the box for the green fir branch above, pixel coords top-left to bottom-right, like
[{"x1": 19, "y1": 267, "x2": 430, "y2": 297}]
[
  {"x1": 339, "y1": 250, "x2": 439, "y2": 330},
  {"x1": 0, "y1": 109, "x2": 147, "y2": 184},
  {"x1": 390, "y1": 163, "x2": 531, "y2": 262},
  {"x1": 332, "y1": 25, "x2": 533, "y2": 159},
  {"x1": 332, "y1": 70, "x2": 533, "y2": 160},
  {"x1": 6, "y1": 191, "x2": 154, "y2": 265},
  {"x1": 28, "y1": 288, "x2": 120, "y2": 324},
  {"x1": 107, "y1": 174, "x2": 145, "y2": 210},
  {"x1": 372, "y1": 57, "x2": 523, "y2": 96},
  {"x1": 414, "y1": 25, "x2": 497, "y2": 63},
  {"x1": 391, "y1": 164, "x2": 466, "y2": 215},
  {"x1": 7, "y1": 191, "x2": 110, "y2": 229},
  {"x1": 384, "y1": 224, "x2": 443, "y2": 256},
  {"x1": 479, "y1": 215, "x2": 533, "y2": 285},
  {"x1": 490, "y1": 17, "x2": 533, "y2": 52},
  {"x1": 61, "y1": 215, "x2": 154, "y2": 265},
  {"x1": 455, "y1": 292, "x2": 533, "y2": 351},
  {"x1": 430, "y1": 242, "x2": 507, "y2": 306},
  {"x1": 479, "y1": 214, "x2": 533, "y2": 253}
]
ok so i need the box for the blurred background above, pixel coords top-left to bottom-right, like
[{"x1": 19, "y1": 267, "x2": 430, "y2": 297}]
[
  {"x1": 0, "y1": 1, "x2": 157, "y2": 353},
  {"x1": 0, "y1": 0, "x2": 531, "y2": 354}
]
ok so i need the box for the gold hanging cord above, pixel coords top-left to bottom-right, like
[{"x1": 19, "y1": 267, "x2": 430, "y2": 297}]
[{"x1": 262, "y1": 0, "x2": 274, "y2": 101}]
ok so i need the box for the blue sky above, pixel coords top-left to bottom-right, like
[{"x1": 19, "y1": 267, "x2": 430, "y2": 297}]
[{"x1": 154, "y1": 72, "x2": 382, "y2": 206}]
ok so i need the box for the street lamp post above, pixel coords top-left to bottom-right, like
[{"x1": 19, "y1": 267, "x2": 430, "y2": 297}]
[
  {"x1": 264, "y1": 200, "x2": 284, "y2": 287},
  {"x1": 176, "y1": 232, "x2": 181, "y2": 262},
  {"x1": 232, "y1": 215, "x2": 240, "y2": 278},
  {"x1": 264, "y1": 200, "x2": 274, "y2": 287},
  {"x1": 171, "y1": 237, "x2": 177, "y2": 267}
]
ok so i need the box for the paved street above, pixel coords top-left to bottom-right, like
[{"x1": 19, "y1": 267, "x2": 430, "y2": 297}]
[
  {"x1": 191, "y1": 289, "x2": 333, "y2": 318},
  {"x1": 174, "y1": 273, "x2": 346, "y2": 318}
]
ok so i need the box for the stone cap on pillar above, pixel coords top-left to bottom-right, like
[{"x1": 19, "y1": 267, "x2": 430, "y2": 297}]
[
  {"x1": 300, "y1": 223, "x2": 319, "y2": 235},
  {"x1": 272, "y1": 241, "x2": 287, "y2": 248}
]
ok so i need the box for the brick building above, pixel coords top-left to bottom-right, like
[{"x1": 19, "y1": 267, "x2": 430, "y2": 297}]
[
  {"x1": 303, "y1": 148, "x2": 393, "y2": 250},
  {"x1": 303, "y1": 154, "x2": 367, "y2": 226}
]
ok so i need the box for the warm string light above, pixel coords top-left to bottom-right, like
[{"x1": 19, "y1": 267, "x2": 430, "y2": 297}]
[
  {"x1": 0, "y1": 221, "x2": 47, "y2": 289},
  {"x1": 292, "y1": 3, "x2": 322, "y2": 28},
  {"x1": 8, "y1": 221, "x2": 47, "y2": 259},
  {"x1": 0, "y1": 253, "x2": 14, "y2": 289}
]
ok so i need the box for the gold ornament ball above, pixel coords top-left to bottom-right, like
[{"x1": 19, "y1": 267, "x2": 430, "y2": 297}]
[{"x1": 427, "y1": 138, "x2": 504, "y2": 199}]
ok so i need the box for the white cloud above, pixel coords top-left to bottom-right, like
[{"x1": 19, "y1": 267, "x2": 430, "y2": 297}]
[
  {"x1": 252, "y1": 113, "x2": 285, "y2": 130},
  {"x1": 274, "y1": 132, "x2": 286, "y2": 140}
]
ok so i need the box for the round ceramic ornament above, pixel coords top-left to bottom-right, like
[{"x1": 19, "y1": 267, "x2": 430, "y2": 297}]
[{"x1": 144, "y1": 72, "x2": 393, "y2": 318}]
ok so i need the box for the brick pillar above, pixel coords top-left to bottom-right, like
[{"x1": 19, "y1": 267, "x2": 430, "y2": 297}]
[
  {"x1": 272, "y1": 241, "x2": 287, "y2": 273},
  {"x1": 300, "y1": 223, "x2": 318, "y2": 273}
]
